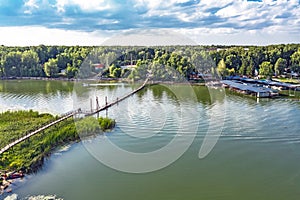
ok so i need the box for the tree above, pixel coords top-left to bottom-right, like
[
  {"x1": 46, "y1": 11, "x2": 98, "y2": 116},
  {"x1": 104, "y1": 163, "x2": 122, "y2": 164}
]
[
  {"x1": 21, "y1": 50, "x2": 40, "y2": 77},
  {"x1": 44, "y1": 58, "x2": 58, "y2": 77},
  {"x1": 57, "y1": 53, "x2": 71, "y2": 71},
  {"x1": 246, "y1": 59, "x2": 255, "y2": 77},
  {"x1": 225, "y1": 54, "x2": 240, "y2": 71},
  {"x1": 259, "y1": 61, "x2": 274, "y2": 78},
  {"x1": 216, "y1": 59, "x2": 227, "y2": 77},
  {"x1": 66, "y1": 64, "x2": 78, "y2": 79},
  {"x1": 290, "y1": 50, "x2": 300, "y2": 73},
  {"x1": 35, "y1": 45, "x2": 48, "y2": 64},
  {"x1": 112, "y1": 68, "x2": 122, "y2": 78},
  {"x1": 274, "y1": 58, "x2": 287, "y2": 76},
  {"x1": 2, "y1": 51, "x2": 22, "y2": 77},
  {"x1": 191, "y1": 51, "x2": 213, "y2": 74}
]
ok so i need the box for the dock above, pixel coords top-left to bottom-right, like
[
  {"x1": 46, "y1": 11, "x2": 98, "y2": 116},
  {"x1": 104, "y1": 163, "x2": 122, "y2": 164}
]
[{"x1": 221, "y1": 80, "x2": 278, "y2": 98}]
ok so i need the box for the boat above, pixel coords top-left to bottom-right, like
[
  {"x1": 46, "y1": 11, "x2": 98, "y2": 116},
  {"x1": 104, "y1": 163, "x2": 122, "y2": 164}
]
[{"x1": 7, "y1": 172, "x2": 24, "y2": 180}]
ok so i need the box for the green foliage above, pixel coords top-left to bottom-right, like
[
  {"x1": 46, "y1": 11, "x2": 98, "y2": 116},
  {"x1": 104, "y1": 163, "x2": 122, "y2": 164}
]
[
  {"x1": 274, "y1": 58, "x2": 287, "y2": 76},
  {"x1": 259, "y1": 61, "x2": 274, "y2": 78},
  {"x1": 75, "y1": 117, "x2": 101, "y2": 133},
  {"x1": 44, "y1": 58, "x2": 58, "y2": 77},
  {"x1": 0, "y1": 111, "x2": 115, "y2": 172},
  {"x1": 0, "y1": 110, "x2": 53, "y2": 150},
  {"x1": 217, "y1": 59, "x2": 227, "y2": 77},
  {"x1": 0, "y1": 44, "x2": 300, "y2": 79},
  {"x1": 98, "y1": 117, "x2": 116, "y2": 130},
  {"x1": 290, "y1": 50, "x2": 300, "y2": 73},
  {"x1": 66, "y1": 64, "x2": 78, "y2": 79}
]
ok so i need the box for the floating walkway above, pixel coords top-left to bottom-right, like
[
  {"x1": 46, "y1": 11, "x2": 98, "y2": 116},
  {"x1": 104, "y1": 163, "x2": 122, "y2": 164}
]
[
  {"x1": 83, "y1": 78, "x2": 149, "y2": 116},
  {"x1": 0, "y1": 78, "x2": 149, "y2": 155}
]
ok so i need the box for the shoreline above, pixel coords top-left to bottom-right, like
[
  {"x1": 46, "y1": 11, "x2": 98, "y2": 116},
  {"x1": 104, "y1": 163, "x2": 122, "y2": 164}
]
[
  {"x1": 0, "y1": 111, "x2": 115, "y2": 196},
  {"x1": 1, "y1": 76, "x2": 299, "y2": 99}
]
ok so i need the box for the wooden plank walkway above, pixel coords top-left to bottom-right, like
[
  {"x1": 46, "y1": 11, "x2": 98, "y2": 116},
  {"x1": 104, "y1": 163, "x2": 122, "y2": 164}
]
[
  {"x1": 84, "y1": 78, "x2": 149, "y2": 116},
  {"x1": 0, "y1": 112, "x2": 77, "y2": 155},
  {"x1": 0, "y1": 78, "x2": 149, "y2": 155}
]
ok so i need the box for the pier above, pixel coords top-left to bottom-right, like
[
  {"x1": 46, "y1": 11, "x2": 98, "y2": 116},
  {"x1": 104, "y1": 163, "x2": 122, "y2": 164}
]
[
  {"x1": 0, "y1": 78, "x2": 149, "y2": 155},
  {"x1": 221, "y1": 80, "x2": 278, "y2": 98}
]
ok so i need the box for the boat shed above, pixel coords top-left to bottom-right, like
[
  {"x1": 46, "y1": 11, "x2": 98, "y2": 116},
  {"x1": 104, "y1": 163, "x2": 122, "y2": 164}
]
[{"x1": 221, "y1": 80, "x2": 277, "y2": 98}]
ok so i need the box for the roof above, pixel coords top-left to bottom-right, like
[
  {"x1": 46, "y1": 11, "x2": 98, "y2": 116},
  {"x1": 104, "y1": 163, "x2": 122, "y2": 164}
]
[{"x1": 221, "y1": 80, "x2": 275, "y2": 94}]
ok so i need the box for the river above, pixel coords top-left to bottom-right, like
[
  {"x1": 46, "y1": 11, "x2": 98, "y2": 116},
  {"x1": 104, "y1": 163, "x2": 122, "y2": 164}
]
[{"x1": 1, "y1": 80, "x2": 300, "y2": 200}]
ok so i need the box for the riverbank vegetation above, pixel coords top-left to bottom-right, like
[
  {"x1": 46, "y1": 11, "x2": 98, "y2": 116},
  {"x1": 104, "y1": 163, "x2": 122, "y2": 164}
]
[
  {"x1": 0, "y1": 111, "x2": 115, "y2": 172},
  {"x1": 0, "y1": 44, "x2": 299, "y2": 80}
]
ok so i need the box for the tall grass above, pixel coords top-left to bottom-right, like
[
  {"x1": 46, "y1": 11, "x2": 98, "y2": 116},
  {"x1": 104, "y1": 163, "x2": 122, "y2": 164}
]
[{"x1": 0, "y1": 111, "x2": 115, "y2": 172}]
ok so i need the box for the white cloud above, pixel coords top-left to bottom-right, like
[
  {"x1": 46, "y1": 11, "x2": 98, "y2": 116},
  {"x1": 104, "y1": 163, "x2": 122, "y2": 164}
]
[
  {"x1": 198, "y1": 0, "x2": 234, "y2": 10},
  {"x1": 0, "y1": 26, "x2": 109, "y2": 46},
  {"x1": 176, "y1": 27, "x2": 300, "y2": 45},
  {"x1": 98, "y1": 19, "x2": 119, "y2": 25},
  {"x1": 0, "y1": 25, "x2": 299, "y2": 46},
  {"x1": 1, "y1": 0, "x2": 300, "y2": 45},
  {"x1": 102, "y1": 29, "x2": 196, "y2": 46},
  {"x1": 56, "y1": 0, "x2": 112, "y2": 13},
  {"x1": 24, "y1": 0, "x2": 39, "y2": 14},
  {"x1": 134, "y1": 0, "x2": 196, "y2": 17},
  {"x1": 24, "y1": 0, "x2": 39, "y2": 9}
]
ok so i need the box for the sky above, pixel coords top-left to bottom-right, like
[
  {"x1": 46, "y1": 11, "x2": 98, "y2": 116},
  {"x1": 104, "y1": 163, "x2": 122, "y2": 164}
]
[{"x1": 0, "y1": 0, "x2": 299, "y2": 46}]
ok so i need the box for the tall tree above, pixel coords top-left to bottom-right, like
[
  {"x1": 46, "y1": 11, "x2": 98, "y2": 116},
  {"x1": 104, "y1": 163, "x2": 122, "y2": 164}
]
[
  {"x1": 2, "y1": 51, "x2": 22, "y2": 77},
  {"x1": 259, "y1": 61, "x2": 274, "y2": 78},
  {"x1": 216, "y1": 59, "x2": 227, "y2": 77},
  {"x1": 21, "y1": 50, "x2": 40, "y2": 77},
  {"x1": 290, "y1": 50, "x2": 300, "y2": 73},
  {"x1": 44, "y1": 58, "x2": 58, "y2": 77},
  {"x1": 274, "y1": 58, "x2": 287, "y2": 76}
]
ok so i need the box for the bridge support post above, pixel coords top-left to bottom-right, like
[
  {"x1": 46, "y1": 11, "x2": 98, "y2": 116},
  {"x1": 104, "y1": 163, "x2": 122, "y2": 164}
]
[
  {"x1": 90, "y1": 98, "x2": 93, "y2": 112},
  {"x1": 96, "y1": 97, "x2": 99, "y2": 110}
]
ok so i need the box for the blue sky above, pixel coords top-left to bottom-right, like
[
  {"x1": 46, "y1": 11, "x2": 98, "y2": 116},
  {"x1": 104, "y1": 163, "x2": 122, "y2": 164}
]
[{"x1": 0, "y1": 0, "x2": 299, "y2": 45}]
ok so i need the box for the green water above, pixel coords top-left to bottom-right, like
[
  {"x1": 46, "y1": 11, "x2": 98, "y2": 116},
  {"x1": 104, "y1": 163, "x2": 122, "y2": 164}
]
[{"x1": 1, "y1": 80, "x2": 300, "y2": 200}]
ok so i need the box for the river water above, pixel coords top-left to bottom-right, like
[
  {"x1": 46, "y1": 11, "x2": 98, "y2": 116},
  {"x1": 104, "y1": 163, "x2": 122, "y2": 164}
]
[{"x1": 1, "y1": 80, "x2": 300, "y2": 200}]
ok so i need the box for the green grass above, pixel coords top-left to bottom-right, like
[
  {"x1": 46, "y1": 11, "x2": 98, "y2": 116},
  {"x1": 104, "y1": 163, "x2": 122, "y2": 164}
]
[
  {"x1": 273, "y1": 78, "x2": 300, "y2": 84},
  {"x1": 0, "y1": 110, "x2": 54, "y2": 150},
  {"x1": 0, "y1": 111, "x2": 115, "y2": 172}
]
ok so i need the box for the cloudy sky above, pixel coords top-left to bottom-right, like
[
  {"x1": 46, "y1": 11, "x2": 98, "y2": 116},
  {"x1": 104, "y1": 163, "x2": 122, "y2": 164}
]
[{"x1": 0, "y1": 0, "x2": 299, "y2": 46}]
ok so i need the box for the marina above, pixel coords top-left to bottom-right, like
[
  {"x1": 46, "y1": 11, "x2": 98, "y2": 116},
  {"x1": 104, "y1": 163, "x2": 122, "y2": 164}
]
[
  {"x1": 221, "y1": 80, "x2": 279, "y2": 98},
  {"x1": 221, "y1": 77, "x2": 300, "y2": 98}
]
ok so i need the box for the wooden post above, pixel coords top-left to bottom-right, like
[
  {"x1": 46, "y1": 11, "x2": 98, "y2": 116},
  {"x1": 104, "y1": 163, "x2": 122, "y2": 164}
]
[
  {"x1": 96, "y1": 97, "x2": 99, "y2": 118},
  {"x1": 96, "y1": 97, "x2": 99, "y2": 110},
  {"x1": 105, "y1": 96, "x2": 108, "y2": 117},
  {"x1": 90, "y1": 98, "x2": 93, "y2": 112}
]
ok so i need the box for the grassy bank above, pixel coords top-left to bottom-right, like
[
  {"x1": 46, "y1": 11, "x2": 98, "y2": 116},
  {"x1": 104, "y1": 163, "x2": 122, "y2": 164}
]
[
  {"x1": 272, "y1": 78, "x2": 300, "y2": 84},
  {"x1": 0, "y1": 111, "x2": 115, "y2": 173}
]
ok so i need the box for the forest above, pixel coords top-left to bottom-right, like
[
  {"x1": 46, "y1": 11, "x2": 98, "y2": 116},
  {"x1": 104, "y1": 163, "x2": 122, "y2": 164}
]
[{"x1": 0, "y1": 44, "x2": 300, "y2": 80}]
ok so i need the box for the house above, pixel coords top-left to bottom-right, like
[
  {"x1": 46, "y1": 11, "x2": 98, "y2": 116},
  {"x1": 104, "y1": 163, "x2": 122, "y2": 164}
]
[{"x1": 93, "y1": 64, "x2": 105, "y2": 71}]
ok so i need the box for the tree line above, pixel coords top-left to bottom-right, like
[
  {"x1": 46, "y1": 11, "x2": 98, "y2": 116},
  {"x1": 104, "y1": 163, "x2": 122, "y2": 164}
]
[{"x1": 0, "y1": 44, "x2": 299, "y2": 80}]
